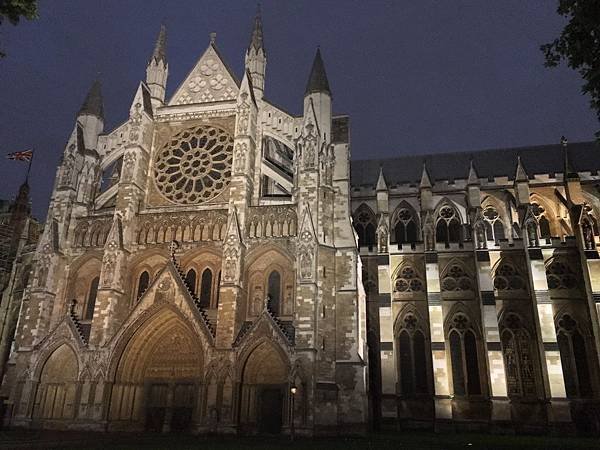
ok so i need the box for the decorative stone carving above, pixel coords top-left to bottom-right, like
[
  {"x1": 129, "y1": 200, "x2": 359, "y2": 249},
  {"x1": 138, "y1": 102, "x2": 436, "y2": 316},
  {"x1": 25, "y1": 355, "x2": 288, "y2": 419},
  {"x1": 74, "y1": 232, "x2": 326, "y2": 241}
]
[
  {"x1": 233, "y1": 143, "x2": 247, "y2": 173},
  {"x1": 154, "y1": 125, "x2": 233, "y2": 205},
  {"x1": 236, "y1": 93, "x2": 250, "y2": 136}
]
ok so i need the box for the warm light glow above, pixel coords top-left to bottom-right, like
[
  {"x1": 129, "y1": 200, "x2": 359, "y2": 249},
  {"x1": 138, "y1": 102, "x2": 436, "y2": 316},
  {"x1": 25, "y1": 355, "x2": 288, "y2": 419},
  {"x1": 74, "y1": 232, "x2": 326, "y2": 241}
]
[{"x1": 290, "y1": 386, "x2": 297, "y2": 395}]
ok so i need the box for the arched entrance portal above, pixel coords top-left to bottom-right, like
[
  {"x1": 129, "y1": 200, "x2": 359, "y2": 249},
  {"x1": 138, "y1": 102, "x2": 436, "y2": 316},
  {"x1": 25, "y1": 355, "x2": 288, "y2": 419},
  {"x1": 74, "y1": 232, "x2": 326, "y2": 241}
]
[
  {"x1": 110, "y1": 308, "x2": 203, "y2": 432},
  {"x1": 239, "y1": 341, "x2": 289, "y2": 434},
  {"x1": 33, "y1": 344, "x2": 79, "y2": 420}
]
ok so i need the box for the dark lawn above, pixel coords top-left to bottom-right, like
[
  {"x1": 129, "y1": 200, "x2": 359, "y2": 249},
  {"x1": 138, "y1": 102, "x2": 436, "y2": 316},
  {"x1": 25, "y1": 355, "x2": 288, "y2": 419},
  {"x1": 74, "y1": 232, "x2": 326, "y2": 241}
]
[{"x1": 0, "y1": 429, "x2": 597, "y2": 449}]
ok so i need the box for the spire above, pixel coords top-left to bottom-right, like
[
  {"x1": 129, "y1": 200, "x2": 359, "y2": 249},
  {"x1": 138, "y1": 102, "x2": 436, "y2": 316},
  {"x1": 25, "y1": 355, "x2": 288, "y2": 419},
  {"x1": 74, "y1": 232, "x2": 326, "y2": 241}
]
[
  {"x1": 78, "y1": 79, "x2": 104, "y2": 120},
  {"x1": 562, "y1": 135, "x2": 579, "y2": 181},
  {"x1": 376, "y1": 167, "x2": 388, "y2": 191},
  {"x1": 305, "y1": 48, "x2": 331, "y2": 97},
  {"x1": 467, "y1": 159, "x2": 480, "y2": 185},
  {"x1": 515, "y1": 155, "x2": 528, "y2": 182},
  {"x1": 248, "y1": 4, "x2": 264, "y2": 53},
  {"x1": 150, "y1": 23, "x2": 167, "y2": 65},
  {"x1": 420, "y1": 161, "x2": 432, "y2": 189}
]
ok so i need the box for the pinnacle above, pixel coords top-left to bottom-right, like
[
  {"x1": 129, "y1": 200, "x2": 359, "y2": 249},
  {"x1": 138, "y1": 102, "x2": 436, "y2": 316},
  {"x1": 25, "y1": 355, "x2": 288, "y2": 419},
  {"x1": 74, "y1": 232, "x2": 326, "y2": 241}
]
[
  {"x1": 467, "y1": 159, "x2": 480, "y2": 185},
  {"x1": 515, "y1": 155, "x2": 528, "y2": 182},
  {"x1": 305, "y1": 48, "x2": 331, "y2": 97},
  {"x1": 376, "y1": 167, "x2": 387, "y2": 191},
  {"x1": 78, "y1": 79, "x2": 104, "y2": 119},
  {"x1": 150, "y1": 24, "x2": 167, "y2": 64},
  {"x1": 420, "y1": 161, "x2": 432, "y2": 189},
  {"x1": 248, "y1": 4, "x2": 264, "y2": 53}
]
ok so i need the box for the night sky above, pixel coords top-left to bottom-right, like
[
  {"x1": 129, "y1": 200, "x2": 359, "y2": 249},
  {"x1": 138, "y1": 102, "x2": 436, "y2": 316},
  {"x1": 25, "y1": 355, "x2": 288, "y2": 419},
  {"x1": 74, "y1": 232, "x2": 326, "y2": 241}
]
[{"x1": 0, "y1": 0, "x2": 597, "y2": 219}]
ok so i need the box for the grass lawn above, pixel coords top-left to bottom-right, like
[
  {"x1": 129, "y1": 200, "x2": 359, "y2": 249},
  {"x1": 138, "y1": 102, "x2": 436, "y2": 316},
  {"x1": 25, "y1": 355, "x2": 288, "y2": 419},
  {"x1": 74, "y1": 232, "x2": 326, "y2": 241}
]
[{"x1": 0, "y1": 429, "x2": 597, "y2": 449}]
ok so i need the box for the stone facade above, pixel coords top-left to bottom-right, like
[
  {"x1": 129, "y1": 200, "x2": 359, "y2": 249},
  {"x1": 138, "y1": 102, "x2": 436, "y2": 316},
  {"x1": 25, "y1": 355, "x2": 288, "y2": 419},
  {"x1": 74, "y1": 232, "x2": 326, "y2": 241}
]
[
  {"x1": 354, "y1": 146, "x2": 600, "y2": 433},
  {"x1": 0, "y1": 15, "x2": 367, "y2": 435},
  {"x1": 3, "y1": 12, "x2": 600, "y2": 437}
]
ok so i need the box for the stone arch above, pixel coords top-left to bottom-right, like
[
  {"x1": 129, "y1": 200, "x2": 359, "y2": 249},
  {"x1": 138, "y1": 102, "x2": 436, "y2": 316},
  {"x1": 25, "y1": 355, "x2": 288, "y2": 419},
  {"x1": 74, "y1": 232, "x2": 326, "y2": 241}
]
[
  {"x1": 439, "y1": 258, "x2": 476, "y2": 298},
  {"x1": 390, "y1": 200, "x2": 420, "y2": 245},
  {"x1": 491, "y1": 256, "x2": 529, "y2": 298},
  {"x1": 238, "y1": 339, "x2": 291, "y2": 433},
  {"x1": 66, "y1": 254, "x2": 102, "y2": 320},
  {"x1": 108, "y1": 306, "x2": 205, "y2": 431},
  {"x1": 352, "y1": 203, "x2": 377, "y2": 249},
  {"x1": 529, "y1": 193, "x2": 561, "y2": 239},
  {"x1": 180, "y1": 247, "x2": 222, "y2": 308},
  {"x1": 32, "y1": 343, "x2": 79, "y2": 420},
  {"x1": 391, "y1": 259, "x2": 426, "y2": 299},
  {"x1": 128, "y1": 250, "x2": 169, "y2": 304},
  {"x1": 245, "y1": 246, "x2": 295, "y2": 317},
  {"x1": 433, "y1": 198, "x2": 463, "y2": 246}
]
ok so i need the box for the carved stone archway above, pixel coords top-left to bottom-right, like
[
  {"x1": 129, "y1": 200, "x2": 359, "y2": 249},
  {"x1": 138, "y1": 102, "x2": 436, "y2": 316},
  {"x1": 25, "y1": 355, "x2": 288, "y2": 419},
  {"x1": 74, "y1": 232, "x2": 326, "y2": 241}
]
[
  {"x1": 238, "y1": 340, "x2": 290, "y2": 434},
  {"x1": 109, "y1": 307, "x2": 204, "y2": 433}
]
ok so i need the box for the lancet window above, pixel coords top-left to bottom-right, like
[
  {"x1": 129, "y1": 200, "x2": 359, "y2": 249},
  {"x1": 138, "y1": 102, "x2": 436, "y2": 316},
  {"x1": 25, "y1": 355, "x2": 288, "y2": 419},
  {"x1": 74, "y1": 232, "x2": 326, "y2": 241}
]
[
  {"x1": 500, "y1": 313, "x2": 536, "y2": 397},
  {"x1": 353, "y1": 204, "x2": 377, "y2": 249},
  {"x1": 531, "y1": 202, "x2": 551, "y2": 239},
  {"x1": 267, "y1": 270, "x2": 282, "y2": 315},
  {"x1": 556, "y1": 314, "x2": 592, "y2": 398},
  {"x1": 185, "y1": 269, "x2": 197, "y2": 296},
  {"x1": 391, "y1": 205, "x2": 418, "y2": 245},
  {"x1": 84, "y1": 277, "x2": 99, "y2": 321},
  {"x1": 137, "y1": 271, "x2": 150, "y2": 300},
  {"x1": 483, "y1": 206, "x2": 505, "y2": 243},
  {"x1": 396, "y1": 312, "x2": 429, "y2": 396},
  {"x1": 199, "y1": 269, "x2": 212, "y2": 308},
  {"x1": 435, "y1": 204, "x2": 461, "y2": 247},
  {"x1": 447, "y1": 312, "x2": 481, "y2": 396}
]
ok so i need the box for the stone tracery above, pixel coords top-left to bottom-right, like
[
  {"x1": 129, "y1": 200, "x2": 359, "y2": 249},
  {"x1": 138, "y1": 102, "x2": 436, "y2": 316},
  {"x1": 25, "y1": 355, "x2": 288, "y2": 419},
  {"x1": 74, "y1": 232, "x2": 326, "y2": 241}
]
[{"x1": 154, "y1": 125, "x2": 233, "y2": 204}]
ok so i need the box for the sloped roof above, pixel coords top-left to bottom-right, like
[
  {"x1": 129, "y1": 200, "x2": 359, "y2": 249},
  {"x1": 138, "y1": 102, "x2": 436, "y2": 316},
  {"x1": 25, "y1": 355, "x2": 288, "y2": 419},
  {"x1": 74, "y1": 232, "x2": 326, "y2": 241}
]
[{"x1": 351, "y1": 141, "x2": 600, "y2": 187}]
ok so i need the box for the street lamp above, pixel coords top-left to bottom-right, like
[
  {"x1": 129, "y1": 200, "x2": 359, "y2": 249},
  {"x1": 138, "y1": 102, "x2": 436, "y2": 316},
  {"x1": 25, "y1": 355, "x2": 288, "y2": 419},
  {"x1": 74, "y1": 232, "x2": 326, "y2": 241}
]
[{"x1": 290, "y1": 385, "x2": 297, "y2": 441}]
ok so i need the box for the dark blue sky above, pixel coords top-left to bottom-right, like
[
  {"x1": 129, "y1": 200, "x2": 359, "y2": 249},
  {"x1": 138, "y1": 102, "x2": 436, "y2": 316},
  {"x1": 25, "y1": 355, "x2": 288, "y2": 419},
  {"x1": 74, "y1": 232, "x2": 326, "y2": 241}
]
[{"x1": 0, "y1": 1, "x2": 597, "y2": 219}]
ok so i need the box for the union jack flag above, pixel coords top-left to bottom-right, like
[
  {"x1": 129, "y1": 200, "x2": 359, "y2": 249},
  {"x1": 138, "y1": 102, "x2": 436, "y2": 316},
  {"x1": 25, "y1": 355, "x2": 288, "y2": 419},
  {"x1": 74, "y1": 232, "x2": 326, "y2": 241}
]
[{"x1": 6, "y1": 150, "x2": 33, "y2": 161}]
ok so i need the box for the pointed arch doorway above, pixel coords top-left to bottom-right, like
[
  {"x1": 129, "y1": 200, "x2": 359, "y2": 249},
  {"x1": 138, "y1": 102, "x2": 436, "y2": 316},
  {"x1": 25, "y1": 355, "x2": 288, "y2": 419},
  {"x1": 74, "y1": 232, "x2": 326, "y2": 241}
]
[
  {"x1": 239, "y1": 341, "x2": 290, "y2": 434},
  {"x1": 110, "y1": 308, "x2": 204, "y2": 433}
]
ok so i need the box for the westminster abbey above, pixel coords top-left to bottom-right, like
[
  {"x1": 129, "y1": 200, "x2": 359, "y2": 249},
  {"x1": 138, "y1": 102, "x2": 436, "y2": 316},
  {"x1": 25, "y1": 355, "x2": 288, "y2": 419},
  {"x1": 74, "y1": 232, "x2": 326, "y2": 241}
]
[{"x1": 1, "y1": 12, "x2": 600, "y2": 435}]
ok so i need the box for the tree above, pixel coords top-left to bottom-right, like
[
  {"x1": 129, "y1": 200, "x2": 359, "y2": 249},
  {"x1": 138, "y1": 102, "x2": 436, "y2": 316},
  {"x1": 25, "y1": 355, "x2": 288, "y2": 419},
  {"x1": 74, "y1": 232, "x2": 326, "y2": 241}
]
[
  {"x1": 0, "y1": 0, "x2": 39, "y2": 57},
  {"x1": 542, "y1": 1, "x2": 600, "y2": 137}
]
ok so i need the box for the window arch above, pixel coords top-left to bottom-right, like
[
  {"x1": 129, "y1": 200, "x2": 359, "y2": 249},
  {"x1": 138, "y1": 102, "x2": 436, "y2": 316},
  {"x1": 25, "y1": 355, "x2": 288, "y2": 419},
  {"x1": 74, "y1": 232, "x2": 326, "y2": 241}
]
[
  {"x1": 435, "y1": 203, "x2": 461, "y2": 247},
  {"x1": 353, "y1": 204, "x2": 377, "y2": 249},
  {"x1": 84, "y1": 277, "x2": 99, "y2": 320},
  {"x1": 441, "y1": 262, "x2": 473, "y2": 292},
  {"x1": 137, "y1": 271, "x2": 150, "y2": 300},
  {"x1": 199, "y1": 268, "x2": 212, "y2": 308},
  {"x1": 483, "y1": 206, "x2": 505, "y2": 243},
  {"x1": 556, "y1": 314, "x2": 592, "y2": 398},
  {"x1": 500, "y1": 313, "x2": 536, "y2": 397},
  {"x1": 267, "y1": 270, "x2": 282, "y2": 315},
  {"x1": 185, "y1": 268, "x2": 197, "y2": 295},
  {"x1": 396, "y1": 312, "x2": 429, "y2": 396},
  {"x1": 447, "y1": 312, "x2": 481, "y2": 396},
  {"x1": 531, "y1": 201, "x2": 551, "y2": 239},
  {"x1": 391, "y1": 202, "x2": 419, "y2": 245}
]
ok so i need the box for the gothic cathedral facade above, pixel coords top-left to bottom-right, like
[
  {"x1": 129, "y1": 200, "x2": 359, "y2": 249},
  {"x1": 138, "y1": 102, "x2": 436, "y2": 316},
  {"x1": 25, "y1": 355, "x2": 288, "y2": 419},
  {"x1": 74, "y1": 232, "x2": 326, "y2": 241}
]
[
  {"x1": 0, "y1": 17, "x2": 367, "y2": 434},
  {"x1": 2, "y1": 13, "x2": 600, "y2": 436}
]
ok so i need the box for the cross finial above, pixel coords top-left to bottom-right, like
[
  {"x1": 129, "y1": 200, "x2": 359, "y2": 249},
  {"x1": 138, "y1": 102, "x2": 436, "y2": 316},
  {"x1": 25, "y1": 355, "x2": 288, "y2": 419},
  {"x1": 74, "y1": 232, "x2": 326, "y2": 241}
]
[
  {"x1": 210, "y1": 32, "x2": 217, "y2": 44},
  {"x1": 169, "y1": 240, "x2": 179, "y2": 258},
  {"x1": 561, "y1": 135, "x2": 568, "y2": 147}
]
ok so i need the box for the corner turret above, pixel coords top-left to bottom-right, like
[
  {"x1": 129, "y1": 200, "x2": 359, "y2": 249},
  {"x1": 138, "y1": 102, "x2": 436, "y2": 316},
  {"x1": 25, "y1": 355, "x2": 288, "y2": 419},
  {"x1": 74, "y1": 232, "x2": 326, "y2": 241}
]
[
  {"x1": 245, "y1": 6, "x2": 266, "y2": 99},
  {"x1": 146, "y1": 24, "x2": 168, "y2": 109}
]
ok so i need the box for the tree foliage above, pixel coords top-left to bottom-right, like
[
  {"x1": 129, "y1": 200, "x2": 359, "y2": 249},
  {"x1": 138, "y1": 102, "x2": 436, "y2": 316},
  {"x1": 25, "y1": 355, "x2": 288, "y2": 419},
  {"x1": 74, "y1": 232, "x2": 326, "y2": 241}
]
[
  {"x1": 0, "y1": 0, "x2": 38, "y2": 57},
  {"x1": 541, "y1": 1, "x2": 600, "y2": 137}
]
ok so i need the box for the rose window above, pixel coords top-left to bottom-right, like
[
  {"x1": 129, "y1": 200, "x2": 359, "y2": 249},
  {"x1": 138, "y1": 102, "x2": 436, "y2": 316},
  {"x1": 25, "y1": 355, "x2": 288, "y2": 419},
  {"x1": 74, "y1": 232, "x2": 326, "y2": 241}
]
[{"x1": 154, "y1": 125, "x2": 233, "y2": 204}]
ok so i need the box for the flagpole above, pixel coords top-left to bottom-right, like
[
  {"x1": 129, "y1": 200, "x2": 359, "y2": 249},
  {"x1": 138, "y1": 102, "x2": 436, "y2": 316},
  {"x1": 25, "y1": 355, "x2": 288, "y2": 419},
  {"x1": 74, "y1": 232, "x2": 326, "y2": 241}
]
[{"x1": 25, "y1": 149, "x2": 34, "y2": 183}]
